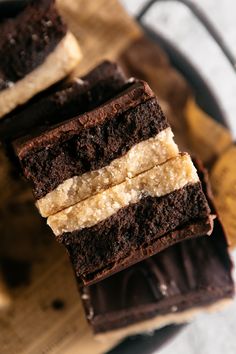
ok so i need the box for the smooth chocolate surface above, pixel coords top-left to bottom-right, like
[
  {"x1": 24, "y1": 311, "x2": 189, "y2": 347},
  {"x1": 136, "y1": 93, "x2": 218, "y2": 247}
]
[
  {"x1": 0, "y1": 60, "x2": 127, "y2": 142},
  {"x1": 63, "y1": 182, "x2": 212, "y2": 285},
  {"x1": 80, "y1": 161, "x2": 234, "y2": 332},
  {"x1": 15, "y1": 81, "x2": 168, "y2": 199},
  {"x1": 81, "y1": 219, "x2": 233, "y2": 333},
  {"x1": 0, "y1": 0, "x2": 67, "y2": 91}
]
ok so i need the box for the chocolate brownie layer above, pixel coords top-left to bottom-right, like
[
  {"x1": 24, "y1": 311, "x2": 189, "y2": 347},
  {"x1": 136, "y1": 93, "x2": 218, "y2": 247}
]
[
  {"x1": 81, "y1": 219, "x2": 233, "y2": 335},
  {"x1": 62, "y1": 182, "x2": 213, "y2": 285},
  {"x1": 0, "y1": 60, "x2": 127, "y2": 142},
  {"x1": 0, "y1": 0, "x2": 67, "y2": 91},
  {"x1": 15, "y1": 81, "x2": 168, "y2": 199}
]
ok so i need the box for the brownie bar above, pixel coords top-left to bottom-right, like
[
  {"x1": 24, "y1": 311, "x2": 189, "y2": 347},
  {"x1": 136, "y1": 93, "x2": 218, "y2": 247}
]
[
  {"x1": 61, "y1": 181, "x2": 213, "y2": 286},
  {"x1": 0, "y1": 0, "x2": 67, "y2": 91},
  {"x1": 80, "y1": 161, "x2": 234, "y2": 336},
  {"x1": 14, "y1": 81, "x2": 168, "y2": 199},
  {"x1": 82, "y1": 220, "x2": 233, "y2": 335},
  {"x1": 0, "y1": 60, "x2": 127, "y2": 142}
]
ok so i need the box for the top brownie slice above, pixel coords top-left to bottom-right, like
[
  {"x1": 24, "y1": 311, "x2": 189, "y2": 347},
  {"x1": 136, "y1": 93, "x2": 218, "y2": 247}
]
[
  {"x1": 0, "y1": 0, "x2": 67, "y2": 91},
  {"x1": 14, "y1": 80, "x2": 169, "y2": 201}
]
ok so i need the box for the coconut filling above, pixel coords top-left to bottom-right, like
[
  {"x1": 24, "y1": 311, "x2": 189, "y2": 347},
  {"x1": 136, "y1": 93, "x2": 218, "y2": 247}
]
[
  {"x1": 37, "y1": 127, "x2": 179, "y2": 217},
  {"x1": 47, "y1": 153, "x2": 199, "y2": 236},
  {"x1": 0, "y1": 31, "x2": 82, "y2": 118}
]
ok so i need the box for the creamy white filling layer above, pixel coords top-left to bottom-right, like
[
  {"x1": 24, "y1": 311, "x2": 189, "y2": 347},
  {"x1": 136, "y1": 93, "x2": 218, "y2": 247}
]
[
  {"x1": 47, "y1": 153, "x2": 199, "y2": 236},
  {"x1": 95, "y1": 299, "x2": 232, "y2": 343},
  {"x1": 0, "y1": 31, "x2": 82, "y2": 118},
  {"x1": 37, "y1": 128, "x2": 179, "y2": 217}
]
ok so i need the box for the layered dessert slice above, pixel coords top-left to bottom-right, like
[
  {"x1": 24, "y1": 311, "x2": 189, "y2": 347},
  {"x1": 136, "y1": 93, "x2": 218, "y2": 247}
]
[
  {"x1": 0, "y1": 0, "x2": 82, "y2": 119},
  {"x1": 0, "y1": 60, "x2": 126, "y2": 142},
  {"x1": 47, "y1": 153, "x2": 214, "y2": 285},
  {"x1": 80, "y1": 161, "x2": 234, "y2": 340},
  {"x1": 14, "y1": 80, "x2": 179, "y2": 217}
]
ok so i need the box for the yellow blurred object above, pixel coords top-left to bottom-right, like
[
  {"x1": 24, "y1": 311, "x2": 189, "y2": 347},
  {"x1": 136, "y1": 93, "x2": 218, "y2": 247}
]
[
  {"x1": 185, "y1": 98, "x2": 232, "y2": 164},
  {"x1": 0, "y1": 271, "x2": 11, "y2": 311},
  {"x1": 210, "y1": 146, "x2": 236, "y2": 248}
]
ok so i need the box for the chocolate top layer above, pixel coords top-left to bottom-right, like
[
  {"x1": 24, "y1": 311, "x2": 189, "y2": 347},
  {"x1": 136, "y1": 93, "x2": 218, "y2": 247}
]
[
  {"x1": 0, "y1": 0, "x2": 67, "y2": 91},
  {"x1": 0, "y1": 60, "x2": 127, "y2": 142},
  {"x1": 14, "y1": 81, "x2": 168, "y2": 199},
  {"x1": 80, "y1": 161, "x2": 233, "y2": 332}
]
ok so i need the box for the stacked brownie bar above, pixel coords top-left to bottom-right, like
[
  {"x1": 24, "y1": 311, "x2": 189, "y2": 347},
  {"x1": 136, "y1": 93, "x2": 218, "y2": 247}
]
[
  {"x1": 0, "y1": 0, "x2": 81, "y2": 118},
  {"x1": 0, "y1": 0, "x2": 233, "y2": 346},
  {"x1": 13, "y1": 62, "x2": 214, "y2": 287}
]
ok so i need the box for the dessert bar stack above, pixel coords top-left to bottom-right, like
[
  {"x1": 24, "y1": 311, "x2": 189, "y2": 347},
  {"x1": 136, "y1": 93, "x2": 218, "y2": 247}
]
[
  {"x1": 0, "y1": 0, "x2": 233, "y2": 345},
  {"x1": 13, "y1": 70, "x2": 214, "y2": 286},
  {"x1": 11, "y1": 62, "x2": 233, "y2": 338},
  {"x1": 0, "y1": 0, "x2": 82, "y2": 119}
]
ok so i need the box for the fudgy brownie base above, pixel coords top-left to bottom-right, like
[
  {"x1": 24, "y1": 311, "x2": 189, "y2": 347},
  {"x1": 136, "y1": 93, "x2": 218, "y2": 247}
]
[
  {"x1": 0, "y1": 0, "x2": 67, "y2": 90},
  {"x1": 62, "y1": 182, "x2": 213, "y2": 285},
  {"x1": 0, "y1": 61, "x2": 127, "y2": 142},
  {"x1": 15, "y1": 82, "x2": 168, "y2": 199}
]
